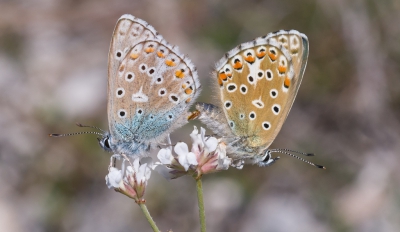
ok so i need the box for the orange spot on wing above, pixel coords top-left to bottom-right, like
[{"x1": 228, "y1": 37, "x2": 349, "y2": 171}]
[
  {"x1": 185, "y1": 88, "x2": 193, "y2": 95},
  {"x1": 182, "y1": 83, "x2": 187, "y2": 89},
  {"x1": 257, "y1": 50, "x2": 266, "y2": 58},
  {"x1": 233, "y1": 60, "x2": 243, "y2": 70},
  {"x1": 130, "y1": 53, "x2": 139, "y2": 59},
  {"x1": 144, "y1": 47, "x2": 155, "y2": 53},
  {"x1": 217, "y1": 74, "x2": 223, "y2": 86},
  {"x1": 165, "y1": 60, "x2": 176, "y2": 67},
  {"x1": 268, "y1": 51, "x2": 277, "y2": 61},
  {"x1": 119, "y1": 65, "x2": 125, "y2": 72},
  {"x1": 185, "y1": 98, "x2": 192, "y2": 103},
  {"x1": 175, "y1": 69, "x2": 185, "y2": 78},
  {"x1": 244, "y1": 55, "x2": 255, "y2": 63},
  {"x1": 157, "y1": 51, "x2": 165, "y2": 58},
  {"x1": 219, "y1": 72, "x2": 228, "y2": 81},
  {"x1": 226, "y1": 72, "x2": 232, "y2": 78},
  {"x1": 278, "y1": 65, "x2": 287, "y2": 73},
  {"x1": 284, "y1": 76, "x2": 291, "y2": 88}
]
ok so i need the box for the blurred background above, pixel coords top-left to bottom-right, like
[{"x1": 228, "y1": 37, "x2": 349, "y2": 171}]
[{"x1": 1, "y1": 0, "x2": 400, "y2": 231}]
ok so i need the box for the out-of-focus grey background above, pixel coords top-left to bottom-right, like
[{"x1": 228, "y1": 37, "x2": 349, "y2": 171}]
[{"x1": 1, "y1": 0, "x2": 400, "y2": 231}]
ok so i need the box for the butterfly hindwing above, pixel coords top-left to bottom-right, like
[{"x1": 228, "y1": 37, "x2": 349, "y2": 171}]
[{"x1": 196, "y1": 30, "x2": 308, "y2": 160}]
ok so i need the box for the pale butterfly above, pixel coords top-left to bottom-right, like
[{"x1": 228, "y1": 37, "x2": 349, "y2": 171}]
[
  {"x1": 51, "y1": 14, "x2": 201, "y2": 157},
  {"x1": 193, "y1": 30, "x2": 324, "y2": 168}
]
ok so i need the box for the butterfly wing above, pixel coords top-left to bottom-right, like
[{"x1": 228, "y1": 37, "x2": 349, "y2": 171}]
[
  {"x1": 197, "y1": 30, "x2": 308, "y2": 158},
  {"x1": 108, "y1": 15, "x2": 201, "y2": 156}
]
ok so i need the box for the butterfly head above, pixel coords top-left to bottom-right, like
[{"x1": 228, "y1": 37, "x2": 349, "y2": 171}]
[{"x1": 98, "y1": 132, "x2": 113, "y2": 153}]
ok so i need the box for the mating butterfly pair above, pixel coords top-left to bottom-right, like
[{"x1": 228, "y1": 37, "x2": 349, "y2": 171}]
[{"x1": 71, "y1": 14, "x2": 314, "y2": 167}]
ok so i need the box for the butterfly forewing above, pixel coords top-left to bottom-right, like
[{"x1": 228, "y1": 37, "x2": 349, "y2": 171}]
[
  {"x1": 216, "y1": 31, "x2": 308, "y2": 150},
  {"x1": 107, "y1": 15, "x2": 200, "y2": 154}
]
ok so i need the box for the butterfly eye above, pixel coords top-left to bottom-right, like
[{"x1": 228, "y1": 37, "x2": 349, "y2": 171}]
[{"x1": 104, "y1": 138, "x2": 111, "y2": 148}]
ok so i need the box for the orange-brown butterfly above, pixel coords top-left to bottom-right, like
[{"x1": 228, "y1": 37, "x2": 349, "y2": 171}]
[{"x1": 195, "y1": 31, "x2": 323, "y2": 168}]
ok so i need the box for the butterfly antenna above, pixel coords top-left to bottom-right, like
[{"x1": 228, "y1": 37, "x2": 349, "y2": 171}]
[
  {"x1": 270, "y1": 148, "x2": 314, "y2": 156},
  {"x1": 270, "y1": 150, "x2": 326, "y2": 169},
  {"x1": 75, "y1": 123, "x2": 106, "y2": 133},
  {"x1": 49, "y1": 131, "x2": 103, "y2": 137}
]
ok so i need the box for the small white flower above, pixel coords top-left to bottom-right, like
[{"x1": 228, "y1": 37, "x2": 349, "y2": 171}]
[
  {"x1": 106, "y1": 167, "x2": 123, "y2": 189},
  {"x1": 105, "y1": 157, "x2": 152, "y2": 202}
]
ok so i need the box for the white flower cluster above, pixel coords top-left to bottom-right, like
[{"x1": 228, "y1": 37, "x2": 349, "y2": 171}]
[{"x1": 155, "y1": 126, "x2": 232, "y2": 179}]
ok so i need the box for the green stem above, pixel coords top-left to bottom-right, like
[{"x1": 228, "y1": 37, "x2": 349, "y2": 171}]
[
  {"x1": 139, "y1": 201, "x2": 160, "y2": 232},
  {"x1": 196, "y1": 177, "x2": 206, "y2": 232}
]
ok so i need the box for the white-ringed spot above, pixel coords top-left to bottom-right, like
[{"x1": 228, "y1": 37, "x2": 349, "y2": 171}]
[
  {"x1": 136, "y1": 108, "x2": 144, "y2": 116},
  {"x1": 272, "y1": 104, "x2": 280, "y2": 115},
  {"x1": 266, "y1": 70, "x2": 273, "y2": 81},
  {"x1": 247, "y1": 74, "x2": 255, "y2": 84},
  {"x1": 118, "y1": 109, "x2": 127, "y2": 118},
  {"x1": 249, "y1": 111, "x2": 256, "y2": 120},
  {"x1": 257, "y1": 70, "x2": 264, "y2": 79},
  {"x1": 116, "y1": 50, "x2": 123, "y2": 60},
  {"x1": 278, "y1": 56, "x2": 287, "y2": 75},
  {"x1": 139, "y1": 63, "x2": 147, "y2": 73},
  {"x1": 224, "y1": 101, "x2": 232, "y2": 109},
  {"x1": 270, "y1": 89, "x2": 278, "y2": 98},
  {"x1": 169, "y1": 94, "x2": 179, "y2": 104},
  {"x1": 147, "y1": 67, "x2": 155, "y2": 76},
  {"x1": 262, "y1": 121, "x2": 271, "y2": 130},
  {"x1": 240, "y1": 84, "x2": 248, "y2": 94},
  {"x1": 229, "y1": 121, "x2": 235, "y2": 128},
  {"x1": 156, "y1": 77, "x2": 163, "y2": 84},
  {"x1": 125, "y1": 72, "x2": 135, "y2": 82},
  {"x1": 239, "y1": 113, "x2": 245, "y2": 120},
  {"x1": 166, "y1": 114, "x2": 174, "y2": 121},
  {"x1": 227, "y1": 83, "x2": 237, "y2": 92},
  {"x1": 116, "y1": 88, "x2": 125, "y2": 98},
  {"x1": 158, "y1": 88, "x2": 167, "y2": 96}
]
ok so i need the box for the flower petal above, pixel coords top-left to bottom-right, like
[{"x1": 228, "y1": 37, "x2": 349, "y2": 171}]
[
  {"x1": 157, "y1": 148, "x2": 173, "y2": 165},
  {"x1": 105, "y1": 167, "x2": 123, "y2": 189},
  {"x1": 187, "y1": 152, "x2": 199, "y2": 166},
  {"x1": 174, "y1": 142, "x2": 189, "y2": 157}
]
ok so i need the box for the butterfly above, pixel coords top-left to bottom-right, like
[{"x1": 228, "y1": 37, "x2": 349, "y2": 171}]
[
  {"x1": 193, "y1": 30, "x2": 322, "y2": 168},
  {"x1": 51, "y1": 14, "x2": 201, "y2": 157}
]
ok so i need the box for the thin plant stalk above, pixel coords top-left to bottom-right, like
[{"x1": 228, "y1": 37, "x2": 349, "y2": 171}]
[
  {"x1": 196, "y1": 177, "x2": 206, "y2": 232},
  {"x1": 138, "y1": 201, "x2": 160, "y2": 232}
]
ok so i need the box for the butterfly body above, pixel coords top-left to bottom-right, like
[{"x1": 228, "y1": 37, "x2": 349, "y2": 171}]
[
  {"x1": 196, "y1": 30, "x2": 308, "y2": 165},
  {"x1": 100, "y1": 14, "x2": 201, "y2": 157}
]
